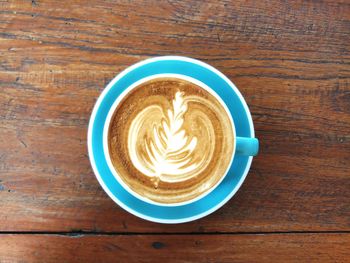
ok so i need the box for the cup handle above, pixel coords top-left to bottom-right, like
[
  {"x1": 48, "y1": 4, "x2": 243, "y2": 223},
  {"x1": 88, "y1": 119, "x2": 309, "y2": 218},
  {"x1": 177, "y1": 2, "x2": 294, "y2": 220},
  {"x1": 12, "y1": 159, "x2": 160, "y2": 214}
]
[{"x1": 236, "y1": 137, "x2": 259, "y2": 156}]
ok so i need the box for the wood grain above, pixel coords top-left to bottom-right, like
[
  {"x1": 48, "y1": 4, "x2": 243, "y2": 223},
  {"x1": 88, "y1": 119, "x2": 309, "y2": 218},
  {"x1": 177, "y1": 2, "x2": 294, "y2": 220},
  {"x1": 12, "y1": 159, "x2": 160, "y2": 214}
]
[
  {"x1": 0, "y1": 233, "x2": 349, "y2": 263},
  {"x1": 0, "y1": 0, "x2": 349, "y2": 234}
]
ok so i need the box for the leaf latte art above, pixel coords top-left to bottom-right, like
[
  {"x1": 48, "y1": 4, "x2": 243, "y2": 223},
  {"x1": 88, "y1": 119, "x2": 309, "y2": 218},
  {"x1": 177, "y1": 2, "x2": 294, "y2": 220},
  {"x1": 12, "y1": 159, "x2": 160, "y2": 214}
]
[
  {"x1": 108, "y1": 78, "x2": 234, "y2": 204},
  {"x1": 128, "y1": 91, "x2": 214, "y2": 187}
]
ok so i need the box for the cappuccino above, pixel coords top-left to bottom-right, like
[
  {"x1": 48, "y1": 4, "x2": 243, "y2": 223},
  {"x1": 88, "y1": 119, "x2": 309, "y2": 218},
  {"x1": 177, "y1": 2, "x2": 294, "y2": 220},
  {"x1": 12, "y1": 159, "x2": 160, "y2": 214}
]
[{"x1": 108, "y1": 77, "x2": 234, "y2": 204}]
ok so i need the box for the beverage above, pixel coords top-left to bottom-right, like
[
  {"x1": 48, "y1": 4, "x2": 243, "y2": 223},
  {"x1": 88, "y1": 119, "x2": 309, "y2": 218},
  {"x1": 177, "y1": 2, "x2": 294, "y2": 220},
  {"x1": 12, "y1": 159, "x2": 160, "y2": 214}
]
[{"x1": 107, "y1": 77, "x2": 234, "y2": 204}]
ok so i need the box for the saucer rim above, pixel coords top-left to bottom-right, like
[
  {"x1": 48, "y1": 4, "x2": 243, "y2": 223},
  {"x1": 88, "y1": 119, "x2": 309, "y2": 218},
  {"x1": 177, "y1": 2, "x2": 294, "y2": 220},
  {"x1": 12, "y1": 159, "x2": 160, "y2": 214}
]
[{"x1": 87, "y1": 56, "x2": 254, "y2": 223}]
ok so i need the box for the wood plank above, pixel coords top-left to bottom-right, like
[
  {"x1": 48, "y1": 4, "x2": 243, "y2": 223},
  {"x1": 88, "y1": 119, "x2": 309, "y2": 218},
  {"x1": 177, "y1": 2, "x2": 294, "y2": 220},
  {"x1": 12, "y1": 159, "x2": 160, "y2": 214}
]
[
  {"x1": 0, "y1": 0, "x2": 349, "y2": 232},
  {"x1": 0, "y1": 233, "x2": 349, "y2": 263}
]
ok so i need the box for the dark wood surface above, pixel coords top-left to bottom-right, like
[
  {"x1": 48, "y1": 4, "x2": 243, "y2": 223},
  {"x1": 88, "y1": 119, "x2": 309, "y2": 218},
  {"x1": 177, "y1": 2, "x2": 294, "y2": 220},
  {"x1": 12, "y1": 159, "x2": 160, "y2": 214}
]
[
  {"x1": 0, "y1": 0, "x2": 349, "y2": 262},
  {"x1": 1, "y1": 234, "x2": 349, "y2": 263}
]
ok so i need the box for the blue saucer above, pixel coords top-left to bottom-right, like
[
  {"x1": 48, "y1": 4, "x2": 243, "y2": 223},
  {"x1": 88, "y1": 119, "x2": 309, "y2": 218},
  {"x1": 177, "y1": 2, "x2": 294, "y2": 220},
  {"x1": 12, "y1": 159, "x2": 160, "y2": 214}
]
[{"x1": 88, "y1": 56, "x2": 255, "y2": 223}]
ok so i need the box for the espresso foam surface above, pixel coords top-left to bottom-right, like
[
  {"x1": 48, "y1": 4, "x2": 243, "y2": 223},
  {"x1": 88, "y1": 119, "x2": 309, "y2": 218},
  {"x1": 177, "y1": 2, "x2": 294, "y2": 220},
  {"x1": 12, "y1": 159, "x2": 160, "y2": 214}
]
[{"x1": 108, "y1": 78, "x2": 234, "y2": 204}]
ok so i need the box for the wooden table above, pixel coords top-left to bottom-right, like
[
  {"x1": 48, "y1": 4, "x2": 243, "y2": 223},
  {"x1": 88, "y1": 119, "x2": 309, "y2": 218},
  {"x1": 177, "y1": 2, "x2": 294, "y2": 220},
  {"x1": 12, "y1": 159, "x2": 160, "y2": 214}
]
[{"x1": 1, "y1": 0, "x2": 349, "y2": 262}]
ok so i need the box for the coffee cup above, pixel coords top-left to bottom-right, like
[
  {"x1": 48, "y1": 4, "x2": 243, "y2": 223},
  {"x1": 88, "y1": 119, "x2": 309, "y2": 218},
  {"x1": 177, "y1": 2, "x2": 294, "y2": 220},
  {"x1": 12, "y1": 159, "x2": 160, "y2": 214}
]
[{"x1": 102, "y1": 72, "x2": 258, "y2": 206}]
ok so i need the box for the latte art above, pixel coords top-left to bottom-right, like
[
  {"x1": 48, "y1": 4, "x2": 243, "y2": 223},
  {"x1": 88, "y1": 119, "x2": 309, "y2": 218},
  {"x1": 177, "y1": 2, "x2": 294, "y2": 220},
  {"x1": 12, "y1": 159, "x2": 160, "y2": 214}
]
[
  {"x1": 128, "y1": 91, "x2": 214, "y2": 187},
  {"x1": 108, "y1": 78, "x2": 234, "y2": 204}
]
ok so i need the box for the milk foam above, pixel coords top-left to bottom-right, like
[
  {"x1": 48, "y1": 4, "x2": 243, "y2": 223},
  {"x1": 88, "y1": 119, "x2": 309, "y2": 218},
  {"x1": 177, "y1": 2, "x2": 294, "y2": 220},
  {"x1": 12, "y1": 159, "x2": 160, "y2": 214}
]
[
  {"x1": 108, "y1": 78, "x2": 234, "y2": 204},
  {"x1": 128, "y1": 91, "x2": 214, "y2": 187}
]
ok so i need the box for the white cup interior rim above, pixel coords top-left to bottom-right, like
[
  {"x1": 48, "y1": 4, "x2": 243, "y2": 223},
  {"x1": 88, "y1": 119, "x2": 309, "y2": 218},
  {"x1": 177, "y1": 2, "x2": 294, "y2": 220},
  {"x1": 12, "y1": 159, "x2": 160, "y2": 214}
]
[{"x1": 102, "y1": 73, "x2": 236, "y2": 207}]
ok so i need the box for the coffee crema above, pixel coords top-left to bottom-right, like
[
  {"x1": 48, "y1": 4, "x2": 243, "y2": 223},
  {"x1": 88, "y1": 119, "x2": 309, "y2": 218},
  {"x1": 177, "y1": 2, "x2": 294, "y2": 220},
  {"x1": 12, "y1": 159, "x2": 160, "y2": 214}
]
[{"x1": 108, "y1": 78, "x2": 234, "y2": 204}]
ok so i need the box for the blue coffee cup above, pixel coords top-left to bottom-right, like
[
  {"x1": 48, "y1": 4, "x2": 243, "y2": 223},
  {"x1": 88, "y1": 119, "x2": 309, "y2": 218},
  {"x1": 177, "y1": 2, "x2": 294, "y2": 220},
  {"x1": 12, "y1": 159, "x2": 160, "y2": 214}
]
[{"x1": 88, "y1": 56, "x2": 259, "y2": 223}]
